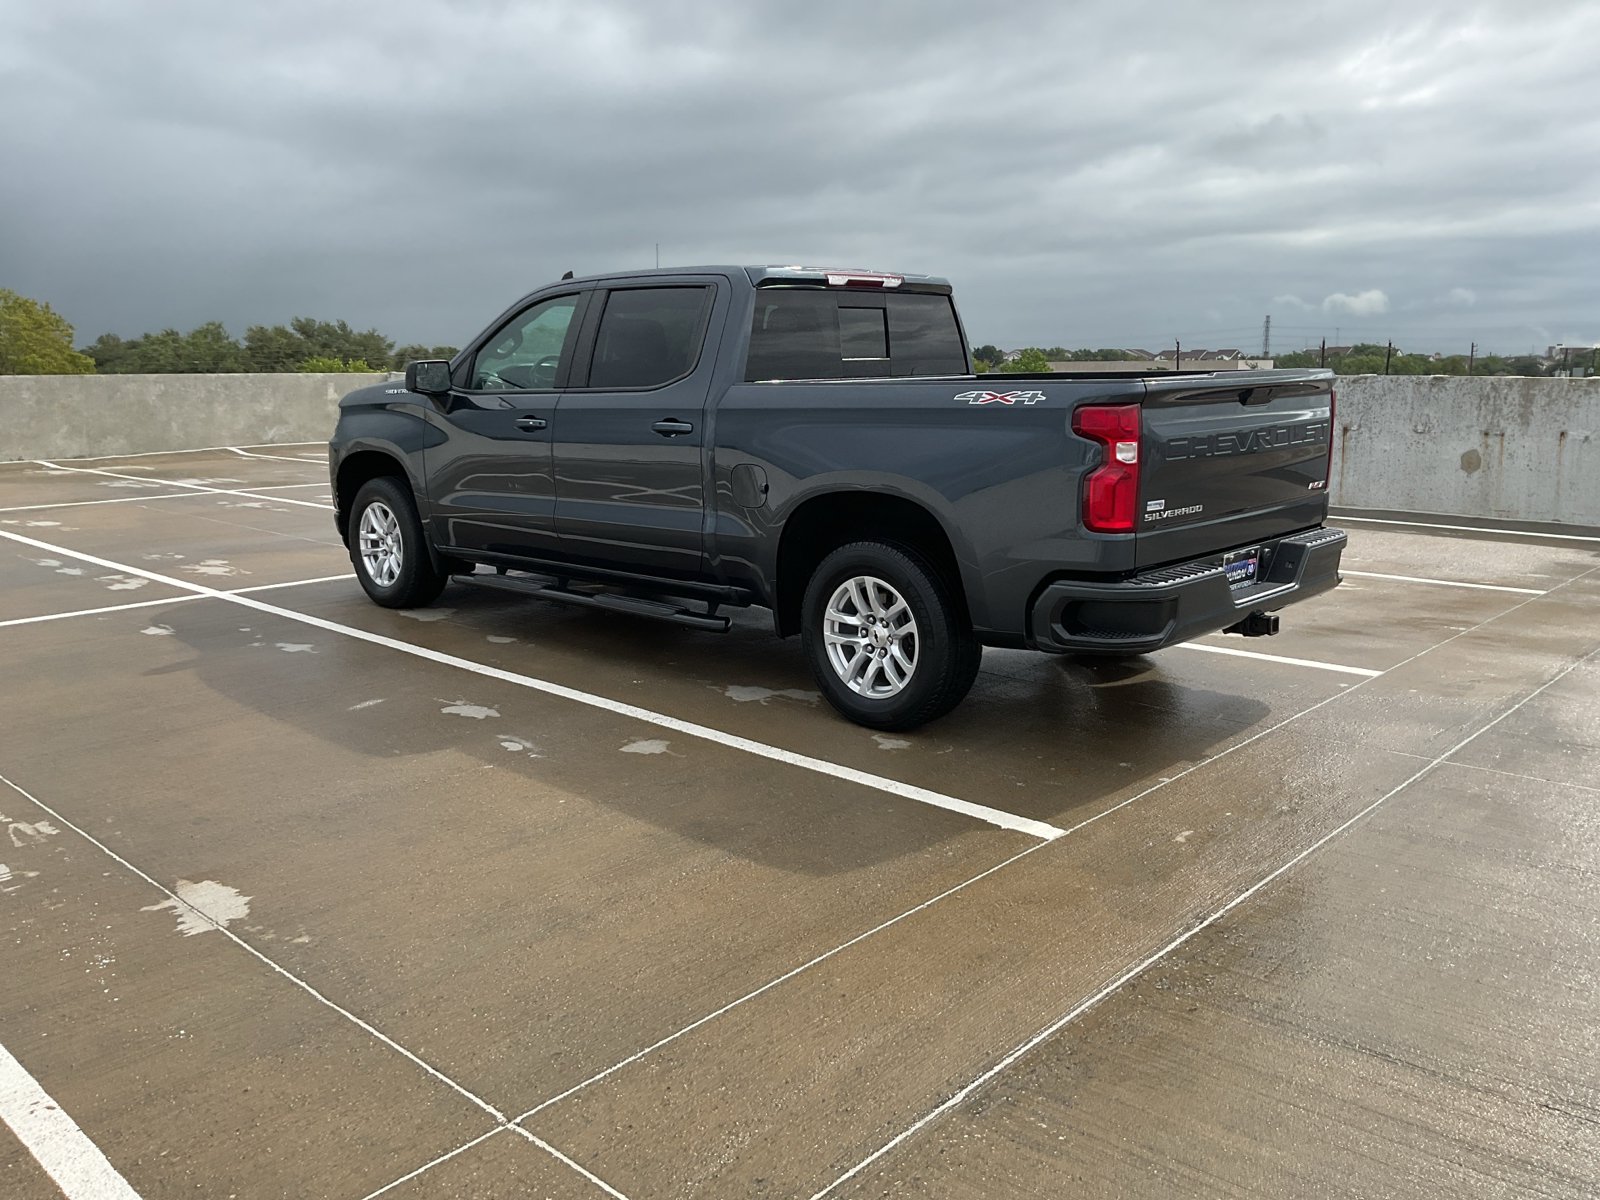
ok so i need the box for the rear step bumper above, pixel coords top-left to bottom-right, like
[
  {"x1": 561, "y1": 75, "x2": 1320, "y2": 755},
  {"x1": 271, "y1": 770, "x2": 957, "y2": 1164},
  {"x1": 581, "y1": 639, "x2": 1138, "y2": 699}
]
[{"x1": 1027, "y1": 526, "x2": 1346, "y2": 654}]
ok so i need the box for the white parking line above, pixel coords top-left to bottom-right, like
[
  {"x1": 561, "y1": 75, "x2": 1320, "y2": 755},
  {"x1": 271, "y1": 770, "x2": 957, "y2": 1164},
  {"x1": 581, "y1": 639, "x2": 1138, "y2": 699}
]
[
  {"x1": 0, "y1": 574, "x2": 355, "y2": 630},
  {"x1": 1341, "y1": 569, "x2": 1545, "y2": 595},
  {"x1": 0, "y1": 530, "x2": 1062, "y2": 840},
  {"x1": 0, "y1": 492, "x2": 210, "y2": 514},
  {"x1": 0, "y1": 485, "x2": 332, "y2": 515},
  {"x1": 0, "y1": 594, "x2": 205, "y2": 627},
  {"x1": 0, "y1": 1040, "x2": 143, "y2": 1199},
  {"x1": 285, "y1": 560, "x2": 1600, "y2": 1200},
  {"x1": 233, "y1": 574, "x2": 354, "y2": 593},
  {"x1": 7, "y1": 442, "x2": 323, "y2": 464},
  {"x1": 0, "y1": 773, "x2": 628, "y2": 1200},
  {"x1": 1174, "y1": 640, "x2": 1383, "y2": 678},
  {"x1": 226, "y1": 446, "x2": 330, "y2": 464},
  {"x1": 36, "y1": 462, "x2": 334, "y2": 511},
  {"x1": 811, "y1": 636, "x2": 1600, "y2": 1198},
  {"x1": 1336, "y1": 515, "x2": 1600, "y2": 543}
]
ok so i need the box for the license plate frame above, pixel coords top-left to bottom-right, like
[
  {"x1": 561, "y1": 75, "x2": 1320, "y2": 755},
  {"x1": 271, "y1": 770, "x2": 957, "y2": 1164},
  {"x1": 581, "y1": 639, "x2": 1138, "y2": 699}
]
[{"x1": 1223, "y1": 545, "x2": 1261, "y2": 589}]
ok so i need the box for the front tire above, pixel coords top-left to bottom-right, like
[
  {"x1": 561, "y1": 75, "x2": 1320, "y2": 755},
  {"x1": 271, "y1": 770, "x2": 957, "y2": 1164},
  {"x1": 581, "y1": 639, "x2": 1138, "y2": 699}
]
[
  {"x1": 801, "y1": 541, "x2": 981, "y2": 730},
  {"x1": 348, "y1": 476, "x2": 448, "y2": 608}
]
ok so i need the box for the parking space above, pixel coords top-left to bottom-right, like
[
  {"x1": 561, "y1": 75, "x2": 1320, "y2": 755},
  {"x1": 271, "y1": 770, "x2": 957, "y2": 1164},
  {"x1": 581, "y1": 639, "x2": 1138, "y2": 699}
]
[{"x1": 3, "y1": 447, "x2": 1597, "y2": 1198}]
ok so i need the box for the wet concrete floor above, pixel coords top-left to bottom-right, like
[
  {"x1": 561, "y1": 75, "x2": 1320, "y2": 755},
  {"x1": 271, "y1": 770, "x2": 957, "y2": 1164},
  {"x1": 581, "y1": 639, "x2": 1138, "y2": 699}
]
[{"x1": 1, "y1": 447, "x2": 1596, "y2": 1199}]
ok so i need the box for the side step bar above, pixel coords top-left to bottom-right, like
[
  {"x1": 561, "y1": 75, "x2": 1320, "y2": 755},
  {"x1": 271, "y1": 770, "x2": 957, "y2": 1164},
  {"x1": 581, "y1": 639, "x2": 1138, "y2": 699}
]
[{"x1": 452, "y1": 572, "x2": 731, "y2": 632}]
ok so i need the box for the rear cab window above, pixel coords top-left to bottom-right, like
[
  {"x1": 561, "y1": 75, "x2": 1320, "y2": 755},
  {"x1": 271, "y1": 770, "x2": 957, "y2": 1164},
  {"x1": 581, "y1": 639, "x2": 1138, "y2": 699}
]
[{"x1": 745, "y1": 290, "x2": 968, "y2": 382}]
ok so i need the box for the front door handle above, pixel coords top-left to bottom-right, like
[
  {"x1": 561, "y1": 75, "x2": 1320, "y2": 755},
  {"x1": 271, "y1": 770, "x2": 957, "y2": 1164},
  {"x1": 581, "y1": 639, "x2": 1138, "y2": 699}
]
[
  {"x1": 513, "y1": 417, "x2": 547, "y2": 431},
  {"x1": 652, "y1": 418, "x2": 694, "y2": 437}
]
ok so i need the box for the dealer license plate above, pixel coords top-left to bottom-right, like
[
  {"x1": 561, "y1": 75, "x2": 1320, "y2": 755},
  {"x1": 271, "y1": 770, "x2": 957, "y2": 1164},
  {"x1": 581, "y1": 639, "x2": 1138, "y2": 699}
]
[{"x1": 1223, "y1": 545, "x2": 1260, "y2": 589}]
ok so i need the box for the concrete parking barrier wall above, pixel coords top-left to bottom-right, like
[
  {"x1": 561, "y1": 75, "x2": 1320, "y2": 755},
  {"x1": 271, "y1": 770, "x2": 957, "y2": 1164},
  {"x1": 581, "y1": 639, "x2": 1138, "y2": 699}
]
[
  {"x1": 1330, "y1": 375, "x2": 1600, "y2": 527},
  {"x1": 3, "y1": 371, "x2": 1597, "y2": 527},
  {"x1": 0, "y1": 372, "x2": 395, "y2": 462}
]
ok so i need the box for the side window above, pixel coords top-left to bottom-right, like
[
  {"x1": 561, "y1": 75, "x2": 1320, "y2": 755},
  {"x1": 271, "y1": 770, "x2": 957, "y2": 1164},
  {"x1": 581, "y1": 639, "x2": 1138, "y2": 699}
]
[
  {"x1": 885, "y1": 293, "x2": 967, "y2": 376},
  {"x1": 745, "y1": 291, "x2": 841, "y2": 382},
  {"x1": 586, "y1": 287, "x2": 711, "y2": 389},
  {"x1": 470, "y1": 294, "x2": 579, "y2": 392},
  {"x1": 745, "y1": 291, "x2": 967, "y2": 381}
]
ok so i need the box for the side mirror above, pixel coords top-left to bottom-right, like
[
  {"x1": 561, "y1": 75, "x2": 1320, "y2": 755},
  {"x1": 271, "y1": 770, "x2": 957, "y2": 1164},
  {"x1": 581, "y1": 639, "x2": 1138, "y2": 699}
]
[{"x1": 405, "y1": 359, "x2": 452, "y2": 396}]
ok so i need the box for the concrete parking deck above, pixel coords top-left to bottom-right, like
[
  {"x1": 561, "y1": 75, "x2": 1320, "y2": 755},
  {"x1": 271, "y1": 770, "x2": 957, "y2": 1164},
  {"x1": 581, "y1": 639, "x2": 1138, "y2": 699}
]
[{"x1": 2, "y1": 446, "x2": 1597, "y2": 1199}]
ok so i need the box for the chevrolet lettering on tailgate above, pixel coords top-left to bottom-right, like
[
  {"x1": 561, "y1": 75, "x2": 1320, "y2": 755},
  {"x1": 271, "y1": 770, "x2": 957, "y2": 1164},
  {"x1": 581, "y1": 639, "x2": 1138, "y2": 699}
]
[{"x1": 1166, "y1": 419, "x2": 1328, "y2": 460}]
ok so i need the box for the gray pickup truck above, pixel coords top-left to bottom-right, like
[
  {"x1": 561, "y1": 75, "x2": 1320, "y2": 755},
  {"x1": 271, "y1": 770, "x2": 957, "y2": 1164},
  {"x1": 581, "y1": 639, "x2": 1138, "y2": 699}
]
[{"x1": 329, "y1": 265, "x2": 1344, "y2": 729}]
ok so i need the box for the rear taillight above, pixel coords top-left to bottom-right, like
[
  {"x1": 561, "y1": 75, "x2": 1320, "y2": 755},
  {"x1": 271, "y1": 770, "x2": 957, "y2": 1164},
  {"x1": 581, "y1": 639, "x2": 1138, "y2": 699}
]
[
  {"x1": 1324, "y1": 388, "x2": 1336, "y2": 491},
  {"x1": 1072, "y1": 403, "x2": 1141, "y2": 532}
]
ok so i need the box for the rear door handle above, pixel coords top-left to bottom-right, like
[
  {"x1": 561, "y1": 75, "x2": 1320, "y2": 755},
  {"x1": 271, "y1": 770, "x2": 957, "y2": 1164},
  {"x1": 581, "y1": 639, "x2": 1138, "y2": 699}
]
[
  {"x1": 513, "y1": 417, "x2": 547, "y2": 431},
  {"x1": 651, "y1": 419, "x2": 694, "y2": 437}
]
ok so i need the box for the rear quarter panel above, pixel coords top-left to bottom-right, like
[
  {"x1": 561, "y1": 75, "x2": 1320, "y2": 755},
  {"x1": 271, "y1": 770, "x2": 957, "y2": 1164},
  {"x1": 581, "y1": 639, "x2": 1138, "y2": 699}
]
[{"x1": 709, "y1": 378, "x2": 1144, "y2": 634}]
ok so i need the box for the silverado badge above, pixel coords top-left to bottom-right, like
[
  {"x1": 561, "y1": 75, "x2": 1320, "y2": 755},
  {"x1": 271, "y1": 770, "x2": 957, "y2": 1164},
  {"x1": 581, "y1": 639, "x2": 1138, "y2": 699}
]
[{"x1": 955, "y1": 390, "x2": 1045, "y2": 406}]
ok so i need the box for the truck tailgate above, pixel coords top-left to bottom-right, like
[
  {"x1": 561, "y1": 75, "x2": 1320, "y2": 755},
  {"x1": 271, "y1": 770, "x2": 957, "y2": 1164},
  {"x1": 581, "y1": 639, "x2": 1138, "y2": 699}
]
[{"x1": 1136, "y1": 374, "x2": 1333, "y2": 567}]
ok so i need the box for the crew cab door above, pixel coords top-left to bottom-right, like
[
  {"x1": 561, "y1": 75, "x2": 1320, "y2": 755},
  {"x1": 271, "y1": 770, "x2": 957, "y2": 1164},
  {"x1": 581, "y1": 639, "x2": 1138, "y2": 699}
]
[
  {"x1": 553, "y1": 283, "x2": 720, "y2": 579},
  {"x1": 424, "y1": 291, "x2": 587, "y2": 560}
]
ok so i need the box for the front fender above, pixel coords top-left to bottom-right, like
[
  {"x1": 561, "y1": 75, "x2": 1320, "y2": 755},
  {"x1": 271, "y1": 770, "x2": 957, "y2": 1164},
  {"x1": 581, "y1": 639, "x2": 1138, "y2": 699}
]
[{"x1": 330, "y1": 387, "x2": 439, "y2": 537}]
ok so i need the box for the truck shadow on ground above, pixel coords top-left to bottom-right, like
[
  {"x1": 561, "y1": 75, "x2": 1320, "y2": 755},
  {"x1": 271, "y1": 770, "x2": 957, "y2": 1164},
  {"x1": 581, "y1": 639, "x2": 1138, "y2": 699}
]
[{"x1": 147, "y1": 592, "x2": 1273, "y2": 876}]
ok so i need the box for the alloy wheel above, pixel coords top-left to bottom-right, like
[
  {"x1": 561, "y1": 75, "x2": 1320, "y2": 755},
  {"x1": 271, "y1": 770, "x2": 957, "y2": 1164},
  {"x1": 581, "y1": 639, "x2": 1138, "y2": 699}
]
[
  {"x1": 822, "y1": 574, "x2": 920, "y2": 698},
  {"x1": 358, "y1": 501, "x2": 404, "y2": 588}
]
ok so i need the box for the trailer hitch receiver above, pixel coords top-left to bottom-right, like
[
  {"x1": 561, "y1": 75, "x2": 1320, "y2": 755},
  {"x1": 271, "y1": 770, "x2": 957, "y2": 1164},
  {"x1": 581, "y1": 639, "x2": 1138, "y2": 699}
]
[{"x1": 1223, "y1": 610, "x2": 1280, "y2": 637}]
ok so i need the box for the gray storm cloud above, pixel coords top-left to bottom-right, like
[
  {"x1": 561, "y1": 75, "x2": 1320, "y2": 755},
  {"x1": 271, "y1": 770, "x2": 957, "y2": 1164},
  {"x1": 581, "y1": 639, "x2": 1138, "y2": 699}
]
[{"x1": 1, "y1": 0, "x2": 1595, "y2": 354}]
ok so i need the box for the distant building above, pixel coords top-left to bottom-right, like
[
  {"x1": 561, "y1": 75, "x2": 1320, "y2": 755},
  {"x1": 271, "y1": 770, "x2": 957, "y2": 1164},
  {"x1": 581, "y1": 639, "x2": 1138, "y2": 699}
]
[
  {"x1": 1046, "y1": 352, "x2": 1275, "y2": 373},
  {"x1": 1144, "y1": 348, "x2": 1275, "y2": 371},
  {"x1": 1048, "y1": 360, "x2": 1173, "y2": 373}
]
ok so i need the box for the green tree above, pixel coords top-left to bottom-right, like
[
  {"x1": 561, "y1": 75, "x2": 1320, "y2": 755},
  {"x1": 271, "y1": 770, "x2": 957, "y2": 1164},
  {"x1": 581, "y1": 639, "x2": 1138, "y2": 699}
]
[
  {"x1": 391, "y1": 344, "x2": 459, "y2": 369},
  {"x1": 297, "y1": 355, "x2": 380, "y2": 373},
  {"x1": 242, "y1": 317, "x2": 394, "y2": 372},
  {"x1": 241, "y1": 323, "x2": 307, "y2": 372},
  {"x1": 0, "y1": 289, "x2": 96, "y2": 374},
  {"x1": 84, "y1": 322, "x2": 248, "y2": 373},
  {"x1": 1064, "y1": 348, "x2": 1142, "y2": 361},
  {"x1": 971, "y1": 343, "x2": 1003, "y2": 370},
  {"x1": 1273, "y1": 349, "x2": 1319, "y2": 368},
  {"x1": 997, "y1": 347, "x2": 1050, "y2": 373},
  {"x1": 84, "y1": 333, "x2": 136, "y2": 372}
]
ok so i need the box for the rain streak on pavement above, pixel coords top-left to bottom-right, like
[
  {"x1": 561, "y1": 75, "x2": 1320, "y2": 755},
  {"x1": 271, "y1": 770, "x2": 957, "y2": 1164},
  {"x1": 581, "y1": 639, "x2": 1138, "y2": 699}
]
[{"x1": 1, "y1": 446, "x2": 1596, "y2": 1200}]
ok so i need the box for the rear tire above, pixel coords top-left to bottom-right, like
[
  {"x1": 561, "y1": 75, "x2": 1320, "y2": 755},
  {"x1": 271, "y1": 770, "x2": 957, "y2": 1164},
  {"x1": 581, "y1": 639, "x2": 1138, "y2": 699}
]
[
  {"x1": 801, "y1": 540, "x2": 981, "y2": 730},
  {"x1": 348, "y1": 476, "x2": 448, "y2": 609}
]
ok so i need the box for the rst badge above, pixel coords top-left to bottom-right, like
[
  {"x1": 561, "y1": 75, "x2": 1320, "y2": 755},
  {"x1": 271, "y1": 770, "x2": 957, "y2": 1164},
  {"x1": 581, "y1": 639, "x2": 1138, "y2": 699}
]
[{"x1": 955, "y1": 390, "x2": 1045, "y2": 406}]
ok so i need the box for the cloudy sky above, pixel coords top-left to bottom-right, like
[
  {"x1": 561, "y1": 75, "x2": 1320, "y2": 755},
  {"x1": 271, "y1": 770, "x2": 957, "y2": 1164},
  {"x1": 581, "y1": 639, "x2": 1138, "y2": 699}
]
[{"x1": 2, "y1": 0, "x2": 1596, "y2": 356}]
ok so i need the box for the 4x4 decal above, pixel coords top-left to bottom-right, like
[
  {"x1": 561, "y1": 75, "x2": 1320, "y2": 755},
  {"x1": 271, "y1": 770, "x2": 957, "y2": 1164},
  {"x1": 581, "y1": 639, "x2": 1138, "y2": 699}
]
[{"x1": 955, "y1": 390, "x2": 1045, "y2": 406}]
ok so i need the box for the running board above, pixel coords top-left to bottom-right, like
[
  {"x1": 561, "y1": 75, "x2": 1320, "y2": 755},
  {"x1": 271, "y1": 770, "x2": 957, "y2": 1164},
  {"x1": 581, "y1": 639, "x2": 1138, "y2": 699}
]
[{"x1": 452, "y1": 572, "x2": 731, "y2": 632}]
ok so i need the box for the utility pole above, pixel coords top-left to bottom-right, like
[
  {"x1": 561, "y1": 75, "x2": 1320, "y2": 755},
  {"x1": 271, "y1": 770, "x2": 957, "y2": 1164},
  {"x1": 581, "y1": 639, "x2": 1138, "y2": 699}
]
[
  {"x1": 1468, "y1": 342, "x2": 1476, "y2": 375},
  {"x1": 1262, "y1": 315, "x2": 1271, "y2": 358},
  {"x1": 1175, "y1": 340, "x2": 1181, "y2": 371},
  {"x1": 1319, "y1": 337, "x2": 1326, "y2": 368},
  {"x1": 1384, "y1": 341, "x2": 1393, "y2": 375},
  {"x1": 655, "y1": 243, "x2": 660, "y2": 269}
]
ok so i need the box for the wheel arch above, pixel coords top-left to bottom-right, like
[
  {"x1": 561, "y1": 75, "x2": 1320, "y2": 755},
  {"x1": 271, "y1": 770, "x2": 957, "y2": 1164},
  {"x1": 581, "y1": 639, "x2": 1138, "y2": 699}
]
[
  {"x1": 773, "y1": 490, "x2": 973, "y2": 638},
  {"x1": 335, "y1": 449, "x2": 413, "y2": 542}
]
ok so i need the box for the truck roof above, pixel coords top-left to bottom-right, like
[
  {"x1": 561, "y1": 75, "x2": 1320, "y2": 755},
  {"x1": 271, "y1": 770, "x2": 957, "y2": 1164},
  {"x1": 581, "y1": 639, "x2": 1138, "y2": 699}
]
[{"x1": 552, "y1": 265, "x2": 953, "y2": 294}]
